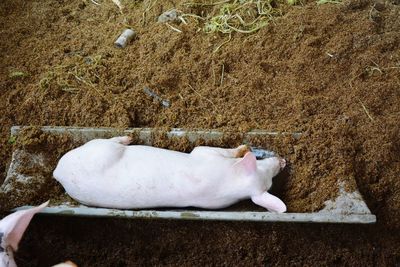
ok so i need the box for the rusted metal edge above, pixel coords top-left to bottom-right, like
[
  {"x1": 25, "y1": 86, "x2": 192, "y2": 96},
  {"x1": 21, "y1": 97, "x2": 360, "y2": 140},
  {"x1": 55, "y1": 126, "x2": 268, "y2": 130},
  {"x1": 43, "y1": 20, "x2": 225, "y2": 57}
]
[
  {"x1": 13, "y1": 205, "x2": 376, "y2": 224},
  {"x1": 10, "y1": 126, "x2": 303, "y2": 144}
]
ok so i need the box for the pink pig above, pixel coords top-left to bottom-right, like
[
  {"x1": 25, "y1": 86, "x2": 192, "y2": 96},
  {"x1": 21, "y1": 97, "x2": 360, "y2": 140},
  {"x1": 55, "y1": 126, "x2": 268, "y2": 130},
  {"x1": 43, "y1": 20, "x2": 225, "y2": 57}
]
[
  {"x1": 0, "y1": 202, "x2": 48, "y2": 267},
  {"x1": 0, "y1": 202, "x2": 77, "y2": 267},
  {"x1": 53, "y1": 136, "x2": 287, "y2": 213}
]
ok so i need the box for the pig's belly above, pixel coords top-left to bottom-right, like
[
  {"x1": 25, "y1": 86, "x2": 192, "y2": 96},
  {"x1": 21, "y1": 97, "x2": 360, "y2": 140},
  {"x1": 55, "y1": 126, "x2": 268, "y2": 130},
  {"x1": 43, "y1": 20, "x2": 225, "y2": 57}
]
[{"x1": 55, "y1": 149, "x2": 240, "y2": 209}]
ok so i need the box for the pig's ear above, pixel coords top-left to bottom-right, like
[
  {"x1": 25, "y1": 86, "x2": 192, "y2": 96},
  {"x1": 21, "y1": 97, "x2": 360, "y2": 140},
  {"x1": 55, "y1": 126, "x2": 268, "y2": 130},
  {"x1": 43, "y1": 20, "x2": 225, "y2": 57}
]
[
  {"x1": 0, "y1": 201, "x2": 48, "y2": 251},
  {"x1": 251, "y1": 192, "x2": 286, "y2": 213},
  {"x1": 234, "y1": 152, "x2": 257, "y2": 175}
]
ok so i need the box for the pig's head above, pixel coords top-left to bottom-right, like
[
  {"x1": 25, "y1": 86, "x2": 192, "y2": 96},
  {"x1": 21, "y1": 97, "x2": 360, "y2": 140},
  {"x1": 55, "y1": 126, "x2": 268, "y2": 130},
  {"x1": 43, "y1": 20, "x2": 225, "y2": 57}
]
[
  {"x1": 257, "y1": 156, "x2": 286, "y2": 190},
  {"x1": 234, "y1": 152, "x2": 287, "y2": 212},
  {"x1": 0, "y1": 201, "x2": 48, "y2": 267},
  {"x1": 234, "y1": 152, "x2": 285, "y2": 190}
]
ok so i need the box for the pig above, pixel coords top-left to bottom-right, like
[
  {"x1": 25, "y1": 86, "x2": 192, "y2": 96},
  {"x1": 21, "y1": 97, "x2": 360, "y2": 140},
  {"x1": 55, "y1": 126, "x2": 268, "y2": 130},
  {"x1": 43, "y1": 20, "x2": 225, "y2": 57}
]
[
  {"x1": 0, "y1": 202, "x2": 77, "y2": 267},
  {"x1": 0, "y1": 202, "x2": 47, "y2": 267},
  {"x1": 53, "y1": 136, "x2": 287, "y2": 213}
]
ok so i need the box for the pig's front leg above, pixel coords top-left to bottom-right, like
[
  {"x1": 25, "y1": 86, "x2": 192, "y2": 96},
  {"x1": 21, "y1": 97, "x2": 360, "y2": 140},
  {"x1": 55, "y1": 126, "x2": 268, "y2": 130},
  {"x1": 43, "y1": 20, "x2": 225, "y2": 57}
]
[
  {"x1": 251, "y1": 192, "x2": 287, "y2": 213},
  {"x1": 109, "y1": 136, "x2": 133, "y2": 145},
  {"x1": 191, "y1": 145, "x2": 250, "y2": 158}
]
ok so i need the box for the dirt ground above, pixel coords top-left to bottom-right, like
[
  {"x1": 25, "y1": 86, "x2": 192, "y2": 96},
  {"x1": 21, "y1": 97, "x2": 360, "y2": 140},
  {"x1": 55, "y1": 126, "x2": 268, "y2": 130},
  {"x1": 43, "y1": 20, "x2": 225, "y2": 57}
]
[{"x1": 0, "y1": 0, "x2": 399, "y2": 266}]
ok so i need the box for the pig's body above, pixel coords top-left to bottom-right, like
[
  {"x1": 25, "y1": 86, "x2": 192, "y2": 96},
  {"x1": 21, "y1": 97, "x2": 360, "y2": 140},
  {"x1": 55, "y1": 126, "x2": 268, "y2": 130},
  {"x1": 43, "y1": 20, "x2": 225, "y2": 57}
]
[{"x1": 53, "y1": 136, "x2": 287, "y2": 212}]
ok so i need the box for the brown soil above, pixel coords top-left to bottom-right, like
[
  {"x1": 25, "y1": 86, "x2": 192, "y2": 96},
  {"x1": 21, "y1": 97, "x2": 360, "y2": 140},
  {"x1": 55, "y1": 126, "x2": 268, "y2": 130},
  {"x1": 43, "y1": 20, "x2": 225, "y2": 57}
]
[{"x1": 0, "y1": 0, "x2": 399, "y2": 265}]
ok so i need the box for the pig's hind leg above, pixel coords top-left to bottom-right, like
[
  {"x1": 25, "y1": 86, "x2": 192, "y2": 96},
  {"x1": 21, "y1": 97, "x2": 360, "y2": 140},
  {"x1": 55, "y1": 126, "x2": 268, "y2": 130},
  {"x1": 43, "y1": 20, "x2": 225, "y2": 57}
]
[
  {"x1": 109, "y1": 136, "x2": 133, "y2": 145},
  {"x1": 191, "y1": 145, "x2": 250, "y2": 158}
]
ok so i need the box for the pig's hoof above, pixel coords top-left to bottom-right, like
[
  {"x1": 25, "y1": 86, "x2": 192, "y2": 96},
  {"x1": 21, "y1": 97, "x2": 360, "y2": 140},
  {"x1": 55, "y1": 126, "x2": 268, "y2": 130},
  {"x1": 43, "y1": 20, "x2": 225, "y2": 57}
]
[
  {"x1": 236, "y1": 145, "x2": 251, "y2": 158},
  {"x1": 111, "y1": 136, "x2": 133, "y2": 145},
  {"x1": 120, "y1": 136, "x2": 133, "y2": 145},
  {"x1": 52, "y1": 261, "x2": 78, "y2": 267},
  {"x1": 279, "y1": 158, "x2": 286, "y2": 169}
]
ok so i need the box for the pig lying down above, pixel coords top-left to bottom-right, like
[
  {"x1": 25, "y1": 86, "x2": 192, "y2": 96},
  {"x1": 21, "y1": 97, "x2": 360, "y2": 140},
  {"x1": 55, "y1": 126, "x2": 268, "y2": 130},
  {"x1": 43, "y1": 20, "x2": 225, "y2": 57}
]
[
  {"x1": 54, "y1": 136, "x2": 287, "y2": 213},
  {"x1": 0, "y1": 202, "x2": 77, "y2": 267}
]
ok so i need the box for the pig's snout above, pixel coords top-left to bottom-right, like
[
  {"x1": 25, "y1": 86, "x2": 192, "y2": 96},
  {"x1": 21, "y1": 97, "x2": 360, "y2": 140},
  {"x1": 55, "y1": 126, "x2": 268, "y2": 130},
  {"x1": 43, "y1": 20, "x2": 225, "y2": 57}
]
[{"x1": 279, "y1": 158, "x2": 286, "y2": 170}]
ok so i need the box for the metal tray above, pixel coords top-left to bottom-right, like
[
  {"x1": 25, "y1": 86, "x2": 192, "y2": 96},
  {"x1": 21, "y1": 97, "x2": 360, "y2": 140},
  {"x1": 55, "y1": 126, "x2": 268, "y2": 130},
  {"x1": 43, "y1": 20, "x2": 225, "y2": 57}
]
[{"x1": 2, "y1": 126, "x2": 376, "y2": 224}]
